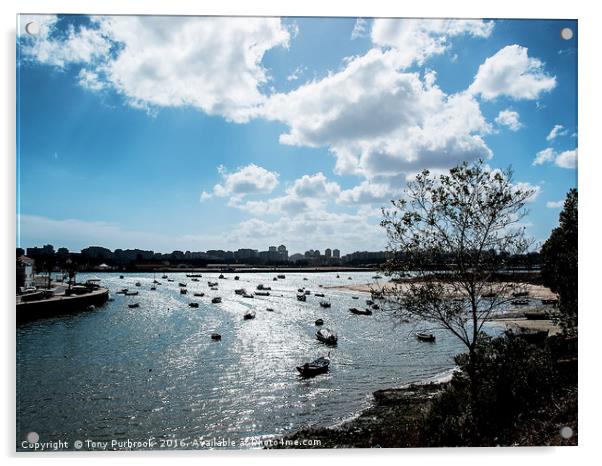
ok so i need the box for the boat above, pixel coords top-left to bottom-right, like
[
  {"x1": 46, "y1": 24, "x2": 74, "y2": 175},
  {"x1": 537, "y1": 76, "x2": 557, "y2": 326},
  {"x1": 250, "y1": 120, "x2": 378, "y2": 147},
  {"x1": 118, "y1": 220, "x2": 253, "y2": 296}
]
[
  {"x1": 189, "y1": 302, "x2": 199, "y2": 308},
  {"x1": 372, "y1": 275, "x2": 382, "y2": 279},
  {"x1": 303, "y1": 277, "x2": 308, "y2": 281},
  {"x1": 296, "y1": 355, "x2": 330, "y2": 377},
  {"x1": 211, "y1": 287, "x2": 218, "y2": 291},
  {"x1": 234, "y1": 288, "x2": 246, "y2": 295},
  {"x1": 416, "y1": 332, "x2": 436, "y2": 342},
  {"x1": 315, "y1": 293, "x2": 325, "y2": 297},
  {"x1": 319, "y1": 300, "x2": 331, "y2": 308},
  {"x1": 180, "y1": 288, "x2": 187, "y2": 295},
  {"x1": 167, "y1": 279, "x2": 174, "y2": 282},
  {"x1": 296, "y1": 294, "x2": 307, "y2": 302},
  {"x1": 128, "y1": 303, "x2": 140, "y2": 309},
  {"x1": 116, "y1": 288, "x2": 128, "y2": 294},
  {"x1": 162, "y1": 274, "x2": 168, "y2": 279},
  {"x1": 304, "y1": 290, "x2": 311, "y2": 295},
  {"x1": 244, "y1": 310, "x2": 256, "y2": 320},
  {"x1": 541, "y1": 299, "x2": 559, "y2": 305},
  {"x1": 178, "y1": 282, "x2": 187, "y2": 287},
  {"x1": 524, "y1": 311, "x2": 549, "y2": 320},
  {"x1": 257, "y1": 284, "x2": 271, "y2": 291},
  {"x1": 124, "y1": 291, "x2": 139, "y2": 296},
  {"x1": 119, "y1": 275, "x2": 124, "y2": 279},
  {"x1": 349, "y1": 307, "x2": 372, "y2": 315},
  {"x1": 211, "y1": 333, "x2": 222, "y2": 341},
  {"x1": 348, "y1": 277, "x2": 352, "y2": 280},
  {"x1": 194, "y1": 292, "x2": 205, "y2": 297},
  {"x1": 511, "y1": 299, "x2": 530, "y2": 306},
  {"x1": 150, "y1": 285, "x2": 156, "y2": 291},
  {"x1": 242, "y1": 292, "x2": 254, "y2": 298},
  {"x1": 297, "y1": 288, "x2": 304, "y2": 293},
  {"x1": 316, "y1": 328, "x2": 337, "y2": 345},
  {"x1": 234, "y1": 276, "x2": 240, "y2": 281},
  {"x1": 352, "y1": 296, "x2": 359, "y2": 300},
  {"x1": 315, "y1": 318, "x2": 324, "y2": 326},
  {"x1": 266, "y1": 307, "x2": 275, "y2": 312},
  {"x1": 135, "y1": 282, "x2": 141, "y2": 287},
  {"x1": 336, "y1": 275, "x2": 340, "y2": 278},
  {"x1": 211, "y1": 297, "x2": 222, "y2": 304},
  {"x1": 218, "y1": 274, "x2": 225, "y2": 279},
  {"x1": 191, "y1": 278, "x2": 199, "y2": 282},
  {"x1": 255, "y1": 291, "x2": 270, "y2": 296},
  {"x1": 371, "y1": 304, "x2": 379, "y2": 310},
  {"x1": 186, "y1": 274, "x2": 203, "y2": 278},
  {"x1": 512, "y1": 291, "x2": 529, "y2": 297},
  {"x1": 277, "y1": 274, "x2": 286, "y2": 279},
  {"x1": 208, "y1": 281, "x2": 218, "y2": 287}
]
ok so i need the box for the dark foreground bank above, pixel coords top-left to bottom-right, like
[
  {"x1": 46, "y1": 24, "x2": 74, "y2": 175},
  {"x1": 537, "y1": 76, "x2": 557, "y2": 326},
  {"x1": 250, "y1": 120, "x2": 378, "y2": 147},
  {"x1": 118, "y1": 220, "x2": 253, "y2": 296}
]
[{"x1": 276, "y1": 333, "x2": 578, "y2": 448}]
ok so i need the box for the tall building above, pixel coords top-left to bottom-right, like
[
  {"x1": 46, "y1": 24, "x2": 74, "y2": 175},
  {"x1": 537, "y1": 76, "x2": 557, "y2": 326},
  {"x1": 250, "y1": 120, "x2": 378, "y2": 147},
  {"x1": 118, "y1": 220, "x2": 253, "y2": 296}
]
[
  {"x1": 269, "y1": 246, "x2": 277, "y2": 252},
  {"x1": 277, "y1": 245, "x2": 288, "y2": 261},
  {"x1": 325, "y1": 248, "x2": 332, "y2": 259},
  {"x1": 333, "y1": 249, "x2": 340, "y2": 259}
]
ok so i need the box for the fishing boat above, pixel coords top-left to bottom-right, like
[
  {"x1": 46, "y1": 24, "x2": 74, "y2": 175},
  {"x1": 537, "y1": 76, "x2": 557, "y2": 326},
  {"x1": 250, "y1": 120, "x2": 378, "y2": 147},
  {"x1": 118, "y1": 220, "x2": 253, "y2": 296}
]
[
  {"x1": 315, "y1": 318, "x2": 324, "y2": 326},
  {"x1": 316, "y1": 328, "x2": 338, "y2": 345},
  {"x1": 296, "y1": 354, "x2": 330, "y2": 377},
  {"x1": 211, "y1": 333, "x2": 222, "y2": 341},
  {"x1": 189, "y1": 302, "x2": 199, "y2": 308},
  {"x1": 194, "y1": 292, "x2": 205, "y2": 297},
  {"x1": 128, "y1": 303, "x2": 140, "y2": 309},
  {"x1": 244, "y1": 310, "x2": 256, "y2": 320},
  {"x1": 211, "y1": 297, "x2": 222, "y2": 304},
  {"x1": 296, "y1": 294, "x2": 307, "y2": 302},
  {"x1": 180, "y1": 288, "x2": 187, "y2": 295},
  {"x1": 319, "y1": 300, "x2": 331, "y2": 308},
  {"x1": 349, "y1": 307, "x2": 372, "y2": 315},
  {"x1": 416, "y1": 332, "x2": 436, "y2": 342}
]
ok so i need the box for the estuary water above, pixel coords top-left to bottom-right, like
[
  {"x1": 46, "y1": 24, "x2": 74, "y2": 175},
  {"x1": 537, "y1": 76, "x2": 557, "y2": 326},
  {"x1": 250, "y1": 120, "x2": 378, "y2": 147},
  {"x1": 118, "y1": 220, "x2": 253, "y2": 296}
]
[{"x1": 17, "y1": 271, "x2": 497, "y2": 449}]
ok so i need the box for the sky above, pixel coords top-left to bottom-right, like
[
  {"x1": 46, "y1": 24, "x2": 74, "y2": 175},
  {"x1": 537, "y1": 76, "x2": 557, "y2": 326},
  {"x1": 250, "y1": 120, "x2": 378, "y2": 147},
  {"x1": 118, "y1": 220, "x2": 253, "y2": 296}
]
[{"x1": 16, "y1": 15, "x2": 578, "y2": 255}]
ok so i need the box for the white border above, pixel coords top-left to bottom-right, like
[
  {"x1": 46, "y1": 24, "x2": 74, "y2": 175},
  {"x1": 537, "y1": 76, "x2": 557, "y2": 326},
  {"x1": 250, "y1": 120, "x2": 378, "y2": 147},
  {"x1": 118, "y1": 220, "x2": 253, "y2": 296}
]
[{"x1": 2, "y1": 1, "x2": 599, "y2": 465}]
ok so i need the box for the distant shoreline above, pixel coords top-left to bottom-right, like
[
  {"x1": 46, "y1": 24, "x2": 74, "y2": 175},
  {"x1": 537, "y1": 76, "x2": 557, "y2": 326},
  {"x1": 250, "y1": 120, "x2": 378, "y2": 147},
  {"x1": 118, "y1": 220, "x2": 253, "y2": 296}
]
[{"x1": 75, "y1": 266, "x2": 381, "y2": 274}]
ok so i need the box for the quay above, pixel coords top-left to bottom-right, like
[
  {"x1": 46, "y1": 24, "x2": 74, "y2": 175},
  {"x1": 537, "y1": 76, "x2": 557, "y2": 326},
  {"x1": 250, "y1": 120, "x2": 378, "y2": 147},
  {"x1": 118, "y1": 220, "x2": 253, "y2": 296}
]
[{"x1": 17, "y1": 286, "x2": 109, "y2": 322}]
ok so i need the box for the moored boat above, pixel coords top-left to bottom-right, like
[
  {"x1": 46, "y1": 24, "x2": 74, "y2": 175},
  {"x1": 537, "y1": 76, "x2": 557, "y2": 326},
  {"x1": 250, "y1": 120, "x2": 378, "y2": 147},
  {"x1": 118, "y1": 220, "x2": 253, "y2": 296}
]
[
  {"x1": 211, "y1": 297, "x2": 222, "y2": 304},
  {"x1": 349, "y1": 307, "x2": 372, "y2": 315},
  {"x1": 243, "y1": 310, "x2": 256, "y2": 320},
  {"x1": 319, "y1": 300, "x2": 331, "y2": 308},
  {"x1": 194, "y1": 292, "x2": 205, "y2": 297},
  {"x1": 315, "y1": 318, "x2": 324, "y2": 326},
  {"x1": 128, "y1": 303, "x2": 140, "y2": 309},
  {"x1": 296, "y1": 354, "x2": 330, "y2": 377},
  {"x1": 180, "y1": 288, "x2": 187, "y2": 295},
  {"x1": 416, "y1": 332, "x2": 436, "y2": 342},
  {"x1": 211, "y1": 333, "x2": 221, "y2": 341},
  {"x1": 296, "y1": 293, "x2": 307, "y2": 302},
  {"x1": 316, "y1": 328, "x2": 337, "y2": 345},
  {"x1": 189, "y1": 302, "x2": 199, "y2": 308}
]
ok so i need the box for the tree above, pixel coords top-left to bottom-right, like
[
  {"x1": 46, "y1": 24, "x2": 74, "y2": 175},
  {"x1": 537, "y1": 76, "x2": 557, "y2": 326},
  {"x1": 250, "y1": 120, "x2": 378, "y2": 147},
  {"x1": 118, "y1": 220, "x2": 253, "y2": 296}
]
[
  {"x1": 540, "y1": 189, "x2": 578, "y2": 334},
  {"x1": 380, "y1": 160, "x2": 534, "y2": 399}
]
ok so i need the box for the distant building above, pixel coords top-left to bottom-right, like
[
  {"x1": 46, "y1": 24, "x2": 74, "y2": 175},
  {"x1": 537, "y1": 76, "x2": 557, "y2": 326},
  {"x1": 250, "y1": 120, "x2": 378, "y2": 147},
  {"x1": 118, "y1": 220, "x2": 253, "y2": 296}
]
[
  {"x1": 324, "y1": 248, "x2": 332, "y2": 259},
  {"x1": 16, "y1": 256, "x2": 35, "y2": 290},
  {"x1": 277, "y1": 244, "x2": 288, "y2": 261},
  {"x1": 235, "y1": 248, "x2": 258, "y2": 261},
  {"x1": 333, "y1": 249, "x2": 341, "y2": 259}
]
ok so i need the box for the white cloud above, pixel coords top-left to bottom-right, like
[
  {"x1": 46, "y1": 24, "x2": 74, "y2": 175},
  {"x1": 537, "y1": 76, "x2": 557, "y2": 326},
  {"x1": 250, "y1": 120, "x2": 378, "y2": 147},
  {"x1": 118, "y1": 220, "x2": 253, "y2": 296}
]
[
  {"x1": 286, "y1": 65, "x2": 306, "y2": 82},
  {"x1": 289, "y1": 172, "x2": 340, "y2": 198},
  {"x1": 370, "y1": 18, "x2": 493, "y2": 68},
  {"x1": 546, "y1": 124, "x2": 568, "y2": 141},
  {"x1": 258, "y1": 48, "x2": 492, "y2": 179},
  {"x1": 21, "y1": 16, "x2": 291, "y2": 122},
  {"x1": 513, "y1": 182, "x2": 541, "y2": 202},
  {"x1": 494, "y1": 109, "x2": 523, "y2": 131},
  {"x1": 351, "y1": 18, "x2": 369, "y2": 40},
  {"x1": 533, "y1": 147, "x2": 577, "y2": 169},
  {"x1": 546, "y1": 200, "x2": 564, "y2": 209},
  {"x1": 555, "y1": 149, "x2": 578, "y2": 169},
  {"x1": 338, "y1": 181, "x2": 400, "y2": 205},
  {"x1": 201, "y1": 164, "x2": 279, "y2": 202},
  {"x1": 469, "y1": 45, "x2": 556, "y2": 100}
]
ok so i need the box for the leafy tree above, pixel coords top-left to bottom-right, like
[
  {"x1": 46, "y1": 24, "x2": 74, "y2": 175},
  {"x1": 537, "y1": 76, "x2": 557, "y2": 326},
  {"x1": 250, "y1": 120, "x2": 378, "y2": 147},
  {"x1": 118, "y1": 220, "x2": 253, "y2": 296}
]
[
  {"x1": 380, "y1": 160, "x2": 534, "y2": 402},
  {"x1": 540, "y1": 189, "x2": 578, "y2": 334}
]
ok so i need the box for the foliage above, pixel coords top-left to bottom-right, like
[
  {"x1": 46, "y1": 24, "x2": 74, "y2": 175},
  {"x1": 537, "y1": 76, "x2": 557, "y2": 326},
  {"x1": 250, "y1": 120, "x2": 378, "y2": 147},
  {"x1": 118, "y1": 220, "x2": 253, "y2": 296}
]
[{"x1": 540, "y1": 189, "x2": 578, "y2": 333}]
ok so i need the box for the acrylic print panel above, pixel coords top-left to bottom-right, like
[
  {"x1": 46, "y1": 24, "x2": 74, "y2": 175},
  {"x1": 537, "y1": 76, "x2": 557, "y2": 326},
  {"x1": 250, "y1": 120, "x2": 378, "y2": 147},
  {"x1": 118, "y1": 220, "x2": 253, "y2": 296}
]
[{"x1": 16, "y1": 14, "x2": 578, "y2": 451}]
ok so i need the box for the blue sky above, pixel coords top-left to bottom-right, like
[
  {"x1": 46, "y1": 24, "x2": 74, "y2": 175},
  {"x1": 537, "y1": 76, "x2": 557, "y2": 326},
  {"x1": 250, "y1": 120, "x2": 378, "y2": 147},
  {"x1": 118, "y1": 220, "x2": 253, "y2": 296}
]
[{"x1": 17, "y1": 15, "x2": 577, "y2": 254}]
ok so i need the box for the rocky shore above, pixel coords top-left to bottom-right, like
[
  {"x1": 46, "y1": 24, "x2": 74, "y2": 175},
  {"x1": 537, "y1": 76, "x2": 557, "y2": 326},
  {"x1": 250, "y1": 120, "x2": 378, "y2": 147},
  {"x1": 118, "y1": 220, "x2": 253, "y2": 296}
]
[{"x1": 276, "y1": 381, "x2": 448, "y2": 448}]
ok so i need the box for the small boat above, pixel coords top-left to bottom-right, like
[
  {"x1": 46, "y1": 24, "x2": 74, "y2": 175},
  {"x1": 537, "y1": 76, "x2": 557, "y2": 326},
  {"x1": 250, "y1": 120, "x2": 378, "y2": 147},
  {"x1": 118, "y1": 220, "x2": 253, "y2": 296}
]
[
  {"x1": 153, "y1": 279, "x2": 160, "y2": 284},
  {"x1": 352, "y1": 296, "x2": 359, "y2": 300},
  {"x1": 211, "y1": 287, "x2": 218, "y2": 291},
  {"x1": 297, "y1": 294, "x2": 307, "y2": 302},
  {"x1": 303, "y1": 277, "x2": 308, "y2": 281},
  {"x1": 234, "y1": 288, "x2": 246, "y2": 295},
  {"x1": 511, "y1": 299, "x2": 530, "y2": 306},
  {"x1": 124, "y1": 291, "x2": 139, "y2": 296},
  {"x1": 315, "y1": 318, "x2": 324, "y2": 326},
  {"x1": 255, "y1": 291, "x2": 270, "y2": 296},
  {"x1": 194, "y1": 292, "x2": 205, "y2": 297},
  {"x1": 296, "y1": 355, "x2": 330, "y2": 377},
  {"x1": 162, "y1": 274, "x2": 168, "y2": 279},
  {"x1": 218, "y1": 274, "x2": 225, "y2": 279},
  {"x1": 135, "y1": 282, "x2": 141, "y2": 287},
  {"x1": 208, "y1": 281, "x2": 218, "y2": 287},
  {"x1": 541, "y1": 299, "x2": 559, "y2": 305},
  {"x1": 315, "y1": 293, "x2": 325, "y2": 297},
  {"x1": 128, "y1": 303, "x2": 140, "y2": 309},
  {"x1": 257, "y1": 284, "x2": 271, "y2": 291},
  {"x1": 336, "y1": 275, "x2": 340, "y2": 278},
  {"x1": 277, "y1": 274, "x2": 286, "y2": 279},
  {"x1": 242, "y1": 293, "x2": 254, "y2": 298},
  {"x1": 234, "y1": 276, "x2": 240, "y2": 280},
  {"x1": 191, "y1": 278, "x2": 199, "y2": 282},
  {"x1": 319, "y1": 300, "x2": 331, "y2": 308},
  {"x1": 119, "y1": 275, "x2": 124, "y2": 279},
  {"x1": 178, "y1": 282, "x2": 187, "y2": 287},
  {"x1": 186, "y1": 274, "x2": 203, "y2": 278},
  {"x1": 372, "y1": 275, "x2": 382, "y2": 279},
  {"x1": 189, "y1": 302, "x2": 199, "y2": 308},
  {"x1": 304, "y1": 290, "x2": 311, "y2": 295},
  {"x1": 348, "y1": 277, "x2": 352, "y2": 280},
  {"x1": 349, "y1": 307, "x2": 372, "y2": 315},
  {"x1": 416, "y1": 332, "x2": 436, "y2": 342},
  {"x1": 266, "y1": 307, "x2": 275, "y2": 312},
  {"x1": 371, "y1": 304, "x2": 379, "y2": 310},
  {"x1": 244, "y1": 310, "x2": 256, "y2": 320},
  {"x1": 167, "y1": 279, "x2": 174, "y2": 282},
  {"x1": 150, "y1": 285, "x2": 156, "y2": 291},
  {"x1": 273, "y1": 277, "x2": 278, "y2": 281},
  {"x1": 297, "y1": 288, "x2": 305, "y2": 293},
  {"x1": 211, "y1": 297, "x2": 222, "y2": 304},
  {"x1": 316, "y1": 328, "x2": 337, "y2": 345},
  {"x1": 512, "y1": 291, "x2": 529, "y2": 298},
  {"x1": 180, "y1": 288, "x2": 187, "y2": 295},
  {"x1": 211, "y1": 333, "x2": 222, "y2": 341},
  {"x1": 116, "y1": 288, "x2": 128, "y2": 294}
]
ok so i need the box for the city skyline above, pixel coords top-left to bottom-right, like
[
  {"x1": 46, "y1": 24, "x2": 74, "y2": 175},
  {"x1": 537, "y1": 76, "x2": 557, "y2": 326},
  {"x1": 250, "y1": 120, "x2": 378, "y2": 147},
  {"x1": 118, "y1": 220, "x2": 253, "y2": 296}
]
[{"x1": 17, "y1": 16, "x2": 577, "y2": 253}]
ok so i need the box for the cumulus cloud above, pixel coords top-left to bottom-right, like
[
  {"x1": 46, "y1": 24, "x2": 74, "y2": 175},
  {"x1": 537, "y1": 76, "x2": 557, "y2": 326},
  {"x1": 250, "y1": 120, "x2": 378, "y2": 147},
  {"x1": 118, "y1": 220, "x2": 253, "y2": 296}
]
[
  {"x1": 338, "y1": 181, "x2": 400, "y2": 205},
  {"x1": 258, "y1": 48, "x2": 492, "y2": 179},
  {"x1": 546, "y1": 124, "x2": 568, "y2": 141},
  {"x1": 533, "y1": 147, "x2": 577, "y2": 168},
  {"x1": 351, "y1": 18, "x2": 369, "y2": 39},
  {"x1": 469, "y1": 45, "x2": 556, "y2": 100},
  {"x1": 370, "y1": 18, "x2": 493, "y2": 68},
  {"x1": 546, "y1": 200, "x2": 564, "y2": 209},
  {"x1": 201, "y1": 164, "x2": 279, "y2": 202},
  {"x1": 20, "y1": 15, "x2": 291, "y2": 122},
  {"x1": 494, "y1": 109, "x2": 523, "y2": 131}
]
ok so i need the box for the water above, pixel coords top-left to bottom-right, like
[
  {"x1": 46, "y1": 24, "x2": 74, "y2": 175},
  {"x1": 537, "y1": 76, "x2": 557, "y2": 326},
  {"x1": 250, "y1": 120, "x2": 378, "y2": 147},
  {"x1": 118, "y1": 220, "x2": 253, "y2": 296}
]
[{"x1": 17, "y1": 271, "x2": 493, "y2": 449}]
